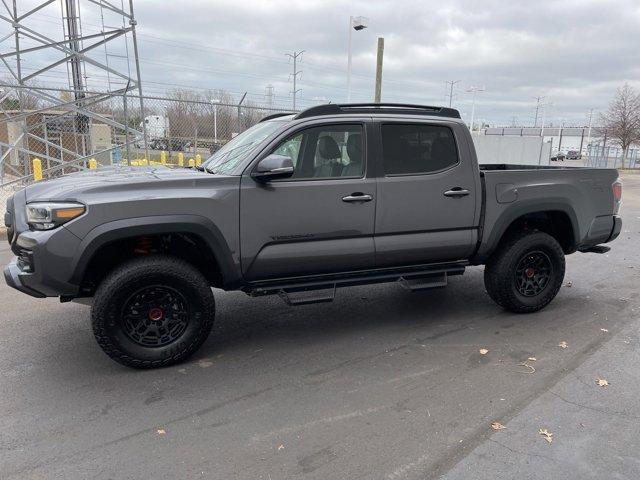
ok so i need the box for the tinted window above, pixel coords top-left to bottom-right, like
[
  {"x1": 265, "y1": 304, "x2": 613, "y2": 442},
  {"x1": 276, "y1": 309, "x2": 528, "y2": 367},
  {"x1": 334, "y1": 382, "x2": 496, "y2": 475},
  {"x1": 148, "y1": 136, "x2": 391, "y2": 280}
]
[
  {"x1": 381, "y1": 124, "x2": 458, "y2": 175},
  {"x1": 271, "y1": 124, "x2": 364, "y2": 180}
]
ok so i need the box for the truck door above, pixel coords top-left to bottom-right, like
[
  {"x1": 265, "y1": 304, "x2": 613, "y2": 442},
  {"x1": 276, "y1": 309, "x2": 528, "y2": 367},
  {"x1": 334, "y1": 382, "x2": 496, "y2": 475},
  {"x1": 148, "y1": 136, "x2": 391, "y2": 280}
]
[
  {"x1": 240, "y1": 121, "x2": 376, "y2": 281},
  {"x1": 373, "y1": 121, "x2": 479, "y2": 266}
]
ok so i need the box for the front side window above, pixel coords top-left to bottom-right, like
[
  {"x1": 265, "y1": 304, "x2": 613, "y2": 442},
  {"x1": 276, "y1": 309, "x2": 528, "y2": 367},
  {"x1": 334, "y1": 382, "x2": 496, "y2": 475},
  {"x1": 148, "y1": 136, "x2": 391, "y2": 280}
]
[
  {"x1": 381, "y1": 124, "x2": 458, "y2": 175},
  {"x1": 270, "y1": 124, "x2": 364, "y2": 180}
]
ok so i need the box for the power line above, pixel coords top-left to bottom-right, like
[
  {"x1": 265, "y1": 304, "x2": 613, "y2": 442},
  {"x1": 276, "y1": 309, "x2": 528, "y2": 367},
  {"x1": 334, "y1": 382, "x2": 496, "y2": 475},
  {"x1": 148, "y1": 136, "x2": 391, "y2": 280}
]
[
  {"x1": 445, "y1": 80, "x2": 461, "y2": 108},
  {"x1": 285, "y1": 50, "x2": 304, "y2": 110},
  {"x1": 533, "y1": 95, "x2": 545, "y2": 127}
]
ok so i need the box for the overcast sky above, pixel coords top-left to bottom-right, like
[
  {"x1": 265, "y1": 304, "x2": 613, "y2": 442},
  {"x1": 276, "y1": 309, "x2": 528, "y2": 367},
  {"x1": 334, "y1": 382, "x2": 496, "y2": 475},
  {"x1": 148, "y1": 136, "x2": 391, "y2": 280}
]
[{"x1": 8, "y1": 0, "x2": 640, "y2": 126}]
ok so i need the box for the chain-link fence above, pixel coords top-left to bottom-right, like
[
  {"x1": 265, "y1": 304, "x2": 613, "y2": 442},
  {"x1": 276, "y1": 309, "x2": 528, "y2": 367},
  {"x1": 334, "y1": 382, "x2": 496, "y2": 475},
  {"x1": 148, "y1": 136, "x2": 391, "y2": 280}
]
[
  {"x1": 0, "y1": 85, "x2": 295, "y2": 211},
  {"x1": 584, "y1": 145, "x2": 640, "y2": 169}
]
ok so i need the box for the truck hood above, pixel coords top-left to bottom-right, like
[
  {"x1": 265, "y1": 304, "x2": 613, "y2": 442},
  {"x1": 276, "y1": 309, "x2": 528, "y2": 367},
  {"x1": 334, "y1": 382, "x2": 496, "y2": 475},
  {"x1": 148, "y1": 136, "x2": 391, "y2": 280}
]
[{"x1": 24, "y1": 166, "x2": 223, "y2": 202}]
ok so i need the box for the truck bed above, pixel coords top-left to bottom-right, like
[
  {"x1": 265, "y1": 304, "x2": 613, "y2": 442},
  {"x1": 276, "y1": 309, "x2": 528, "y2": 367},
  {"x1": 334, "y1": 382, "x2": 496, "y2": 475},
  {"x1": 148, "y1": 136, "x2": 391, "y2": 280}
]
[{"x1": 475, "y1": 165, "x2": 619, "y2": 260}]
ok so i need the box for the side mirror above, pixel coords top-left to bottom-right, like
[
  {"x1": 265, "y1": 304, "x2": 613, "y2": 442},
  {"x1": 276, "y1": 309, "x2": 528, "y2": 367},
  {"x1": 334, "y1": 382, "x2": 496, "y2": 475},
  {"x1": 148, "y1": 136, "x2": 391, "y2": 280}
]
[{"x1": 251, "y1": 154, "x2": 294, "y2": 181}]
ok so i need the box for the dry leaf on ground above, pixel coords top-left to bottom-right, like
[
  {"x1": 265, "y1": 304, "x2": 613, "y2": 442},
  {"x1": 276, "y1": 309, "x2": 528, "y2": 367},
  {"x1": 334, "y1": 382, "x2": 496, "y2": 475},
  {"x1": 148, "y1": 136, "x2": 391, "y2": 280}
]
[
  {"x1": 539, "y1": 428, "x2": 553, "y2": 443},
  {"x1": 558, "y1": 341, "x2": 568, "y2": 349},
  {"x1": 156, "y1": 428, "x2": 166, "y2": 435},
  {"x1": 596, "y1": 378, "x2": 610, "y2": 387},
  {"x1": 479, "y1": 348, "x2": 489, "y2": 355},
  {"x1": 517, "y1": 362, "x2": 536, "y2": 374},
  {"x1": 277, "y1": 444, "x2": 285, "y2": 451},
  {"x1": 491, "y1": 421, "x2": 506, "y2": 430}
]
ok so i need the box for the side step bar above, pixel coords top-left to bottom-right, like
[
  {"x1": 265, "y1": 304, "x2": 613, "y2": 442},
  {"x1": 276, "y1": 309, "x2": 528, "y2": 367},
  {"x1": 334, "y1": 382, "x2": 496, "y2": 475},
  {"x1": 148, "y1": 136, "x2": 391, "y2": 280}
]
[
  {"x1": 579, "y1": 245, "x2": 611, "y2": 254},
  {"x1": 279, "y1": 285, "x2": 337, "y2": 306},
  {"x1": 245, "y1": 262, "x2": 466, "y2": 306},
  {"x1": 399, "y1": 272, "x2": 448, "y2": 291}
]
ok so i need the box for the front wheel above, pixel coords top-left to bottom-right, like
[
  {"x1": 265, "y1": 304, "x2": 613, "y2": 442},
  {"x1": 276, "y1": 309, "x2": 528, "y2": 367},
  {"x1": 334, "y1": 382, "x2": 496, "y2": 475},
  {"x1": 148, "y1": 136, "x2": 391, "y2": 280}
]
[
  {"x1": 91, "y1": 255, "x2": 215, "y2": 368},
  {"x1": 484, "y1": 231, "x2": 565, "y2": 313}
]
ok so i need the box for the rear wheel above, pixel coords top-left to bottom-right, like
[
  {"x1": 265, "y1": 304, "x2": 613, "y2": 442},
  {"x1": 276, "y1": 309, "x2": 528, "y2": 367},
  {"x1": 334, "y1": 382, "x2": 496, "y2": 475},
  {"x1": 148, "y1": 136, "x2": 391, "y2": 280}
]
[
  {"x1": 91, "y1": 255, "x2": 215, "y2": 368},
  {"x1": 484, "y1": 231, "x2": 565, "y2": 313}
]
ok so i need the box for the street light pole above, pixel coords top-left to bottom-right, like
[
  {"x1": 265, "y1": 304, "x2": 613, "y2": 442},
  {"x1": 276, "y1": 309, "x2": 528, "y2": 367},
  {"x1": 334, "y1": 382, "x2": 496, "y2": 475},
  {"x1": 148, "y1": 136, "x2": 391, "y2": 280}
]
[
  {"x1": 586, "y1": 108, "x2": 594, "y2": 150},
  {"x1": 466, "y1": 86, "x2": 485, "y2": 135},
  {"x1": 346, "y1": 15, "x2": 368, "y2": 102},
  {"x1": 212, "y1": 98, "x2": 220, "y2": 144},
  {"x1": 347, "y1": 16, "x2": 353, "y2": 102}
]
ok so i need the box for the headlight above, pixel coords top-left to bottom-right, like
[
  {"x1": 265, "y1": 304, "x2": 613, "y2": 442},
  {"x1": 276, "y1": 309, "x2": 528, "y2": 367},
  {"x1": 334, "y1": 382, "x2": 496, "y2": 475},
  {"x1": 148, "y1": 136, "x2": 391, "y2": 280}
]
[{"x1": 26, "y1": 202, "x2": 85, "y2": 230}]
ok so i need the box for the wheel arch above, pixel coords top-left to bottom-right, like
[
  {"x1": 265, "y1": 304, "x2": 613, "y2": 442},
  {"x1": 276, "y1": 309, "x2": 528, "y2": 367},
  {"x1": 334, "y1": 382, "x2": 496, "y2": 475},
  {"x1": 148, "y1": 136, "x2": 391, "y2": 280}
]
[
  {"x1": 70, "y1": 215, "x2": 242, "y2": 292},
  {"x1": 477, "y1": 202, "x2": 580, "y2": 262}
]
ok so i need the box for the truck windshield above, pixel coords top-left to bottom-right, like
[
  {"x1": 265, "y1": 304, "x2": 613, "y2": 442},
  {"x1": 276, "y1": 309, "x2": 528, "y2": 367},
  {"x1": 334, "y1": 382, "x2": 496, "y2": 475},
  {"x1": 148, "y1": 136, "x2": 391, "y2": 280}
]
[{"x1": 202, "y1": 119, "x2": 290, "y2": 174}]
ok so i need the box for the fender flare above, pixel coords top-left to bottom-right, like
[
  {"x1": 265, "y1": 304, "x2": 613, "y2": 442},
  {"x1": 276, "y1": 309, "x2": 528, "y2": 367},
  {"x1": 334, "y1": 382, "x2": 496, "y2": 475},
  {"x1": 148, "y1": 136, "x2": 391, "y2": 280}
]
[
  {"x1": 477, "y1": 200, "x2": 581, "y2": 261},
  {"x1": 69, "y1": 214, "x2": 241, "y2": 288}
]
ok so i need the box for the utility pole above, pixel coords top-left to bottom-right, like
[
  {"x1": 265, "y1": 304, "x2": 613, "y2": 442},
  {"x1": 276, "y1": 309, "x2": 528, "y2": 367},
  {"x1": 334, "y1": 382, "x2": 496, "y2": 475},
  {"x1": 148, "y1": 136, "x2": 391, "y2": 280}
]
[
  {"x1": 265, "y1": 84, "x2": 274, "y2": 108},
  {"x1": 533, "y1": 95, "x2": 545, "y2": 127},
  {"x1": 445, "y1": 80, "x2": 461, "y2": 107},
  {"x1": 64, "y1": 0, "x2": 88, "y2": 156},
  {"x1": 285, "y1": 51, "x2": 304, "y2": 110},
  {"x1": 374, "y1": 37, "x2": 384, "y2": 103}
]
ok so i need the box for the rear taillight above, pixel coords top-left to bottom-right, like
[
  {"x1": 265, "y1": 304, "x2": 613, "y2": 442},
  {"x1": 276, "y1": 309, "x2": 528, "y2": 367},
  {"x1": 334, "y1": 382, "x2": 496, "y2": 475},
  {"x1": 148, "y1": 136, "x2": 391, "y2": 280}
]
[{"x1": 613, "y1": 180, "x2": 622, "y2": 214}]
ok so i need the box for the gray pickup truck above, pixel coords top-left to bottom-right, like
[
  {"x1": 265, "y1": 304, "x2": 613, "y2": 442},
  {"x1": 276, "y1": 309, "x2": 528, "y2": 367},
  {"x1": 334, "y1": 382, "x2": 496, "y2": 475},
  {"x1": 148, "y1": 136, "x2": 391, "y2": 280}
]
[{"x1": 3, "y1": 103, "x2": 622, "y2": 368}]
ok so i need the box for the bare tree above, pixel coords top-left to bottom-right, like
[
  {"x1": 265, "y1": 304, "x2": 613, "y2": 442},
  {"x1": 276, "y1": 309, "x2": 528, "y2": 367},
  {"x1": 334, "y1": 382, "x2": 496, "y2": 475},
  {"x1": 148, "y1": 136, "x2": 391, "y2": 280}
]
[{"x1": 601, "y1": 83, "x2": 640, "y2": 168}]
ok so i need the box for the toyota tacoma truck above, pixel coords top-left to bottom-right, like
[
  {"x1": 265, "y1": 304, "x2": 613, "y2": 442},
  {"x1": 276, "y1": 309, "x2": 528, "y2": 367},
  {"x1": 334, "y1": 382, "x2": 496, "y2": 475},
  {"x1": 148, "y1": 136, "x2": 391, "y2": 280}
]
[{"x1": 3, "y1": 103, "x2": 623, "y2": 368}]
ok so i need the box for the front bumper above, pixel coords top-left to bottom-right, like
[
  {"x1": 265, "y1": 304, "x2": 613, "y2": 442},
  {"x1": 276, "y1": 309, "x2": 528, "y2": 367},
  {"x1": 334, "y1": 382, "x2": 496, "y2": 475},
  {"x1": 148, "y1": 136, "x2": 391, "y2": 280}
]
[
  {"x1": 4, "y1": 260, "x2": 46, "y2": 298},
  {"x1": 4, "y1": 189, "x2": 82, "y2": 298}
]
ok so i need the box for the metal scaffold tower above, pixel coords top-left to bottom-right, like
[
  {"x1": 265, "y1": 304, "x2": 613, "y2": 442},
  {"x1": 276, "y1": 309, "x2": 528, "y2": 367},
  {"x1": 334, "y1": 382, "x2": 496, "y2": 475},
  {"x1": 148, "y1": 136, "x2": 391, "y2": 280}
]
[{"x1": 0, "y1": 0, "x2": 147, "y2": 186}]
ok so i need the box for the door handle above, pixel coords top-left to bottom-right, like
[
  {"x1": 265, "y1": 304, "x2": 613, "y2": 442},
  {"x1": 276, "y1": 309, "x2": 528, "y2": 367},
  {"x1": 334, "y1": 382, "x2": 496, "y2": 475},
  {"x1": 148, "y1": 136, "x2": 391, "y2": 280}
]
[
  {"x1": 443, "y1": 187, "x2": 470, "y2": 197},
  {"x1": 342, "y1": 193, "x2": 373, "y2": 202}
]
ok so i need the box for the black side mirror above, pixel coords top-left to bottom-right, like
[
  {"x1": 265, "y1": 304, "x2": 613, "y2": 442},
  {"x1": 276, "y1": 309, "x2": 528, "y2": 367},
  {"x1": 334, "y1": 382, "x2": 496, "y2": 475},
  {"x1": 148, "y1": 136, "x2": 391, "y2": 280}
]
[{"x1": 251, "y1": 154, "x2": 294, "y2": 181}]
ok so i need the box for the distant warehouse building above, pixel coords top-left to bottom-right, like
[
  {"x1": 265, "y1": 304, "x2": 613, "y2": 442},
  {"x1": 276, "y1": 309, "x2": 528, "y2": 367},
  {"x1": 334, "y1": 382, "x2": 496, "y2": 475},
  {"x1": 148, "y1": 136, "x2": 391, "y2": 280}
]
[{"x1": 483, "y1": 127, "x2": 606, "y2": 155}]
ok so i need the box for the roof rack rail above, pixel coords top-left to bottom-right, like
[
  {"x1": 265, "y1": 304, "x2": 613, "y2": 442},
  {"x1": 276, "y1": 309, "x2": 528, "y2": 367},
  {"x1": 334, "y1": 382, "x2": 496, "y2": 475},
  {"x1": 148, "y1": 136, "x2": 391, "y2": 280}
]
[
  {"x1": 260, "y1": 112, "x2": 295, "y2": 122},
  {"x1": 294, "y1": 103, "x2": 461, "y2": 120}
]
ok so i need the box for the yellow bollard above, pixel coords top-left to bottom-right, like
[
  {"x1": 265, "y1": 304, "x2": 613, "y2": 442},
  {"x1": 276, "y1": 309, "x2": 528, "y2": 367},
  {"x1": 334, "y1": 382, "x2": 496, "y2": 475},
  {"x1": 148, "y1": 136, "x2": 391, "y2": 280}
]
[
  {"x1": 188, "y1": 158, "x2": 195, "y2": 167},
  {"x1": 160, "y1": 151, "x2": 167, "y2": 165},
  {"x1": 195, "y1": 154, "x2": 202, "y2": 166},
  {"x1": 32, "y1": 158, "x2": 43, "y2": 182},
  {"x1": 178, "y1": 152, "x2": 184, "y2": 167},
  {"x1": 88, "y1": 158, "x2": 97, "y2": 169}
]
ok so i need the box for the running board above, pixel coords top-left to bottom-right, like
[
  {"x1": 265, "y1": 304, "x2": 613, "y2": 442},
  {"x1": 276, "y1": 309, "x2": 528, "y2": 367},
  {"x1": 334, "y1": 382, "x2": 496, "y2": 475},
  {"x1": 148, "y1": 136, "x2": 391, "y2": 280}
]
[{"x1": 245, "y1": 261, "x2": 466, "y2": 301}]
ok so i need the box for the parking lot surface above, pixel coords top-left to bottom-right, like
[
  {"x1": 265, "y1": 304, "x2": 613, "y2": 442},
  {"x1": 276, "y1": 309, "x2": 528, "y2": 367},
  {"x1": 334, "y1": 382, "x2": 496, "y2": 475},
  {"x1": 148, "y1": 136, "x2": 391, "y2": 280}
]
[{"x1": 1, "y1": 174, "x2": 639, "y2": 479}]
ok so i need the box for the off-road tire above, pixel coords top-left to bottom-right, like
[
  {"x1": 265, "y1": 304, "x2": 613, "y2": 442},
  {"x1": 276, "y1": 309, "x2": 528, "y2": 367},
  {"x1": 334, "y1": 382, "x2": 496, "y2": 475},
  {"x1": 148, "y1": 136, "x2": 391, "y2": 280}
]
[
  {"x1": 484, "y1": 231, "x2": 565, "y2": 313},
  {"x1": 91, "y1": 255, "x2": 215, "y2": 368}
]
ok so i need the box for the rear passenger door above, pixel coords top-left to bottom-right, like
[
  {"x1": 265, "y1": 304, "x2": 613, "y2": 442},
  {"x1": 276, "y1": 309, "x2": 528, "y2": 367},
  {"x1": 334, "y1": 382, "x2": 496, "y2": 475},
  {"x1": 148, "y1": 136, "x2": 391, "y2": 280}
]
[{"x1": 373, "y1": 121, "x2": 478, "y2": 266}]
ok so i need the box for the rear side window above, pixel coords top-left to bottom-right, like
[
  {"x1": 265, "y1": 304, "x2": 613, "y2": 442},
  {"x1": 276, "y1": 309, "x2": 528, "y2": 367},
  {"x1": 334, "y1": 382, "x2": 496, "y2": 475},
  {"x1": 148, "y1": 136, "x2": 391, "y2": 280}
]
[{"x1": 381, "y1": 124, "x2": 458, "y2": 175}]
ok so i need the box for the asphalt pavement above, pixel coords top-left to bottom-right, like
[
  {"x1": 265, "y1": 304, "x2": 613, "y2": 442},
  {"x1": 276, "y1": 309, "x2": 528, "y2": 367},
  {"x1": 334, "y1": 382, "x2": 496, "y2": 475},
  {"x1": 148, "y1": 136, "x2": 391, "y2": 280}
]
[{"x1": 1, "y1": 174, "x2": 639, "y2": 480}]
